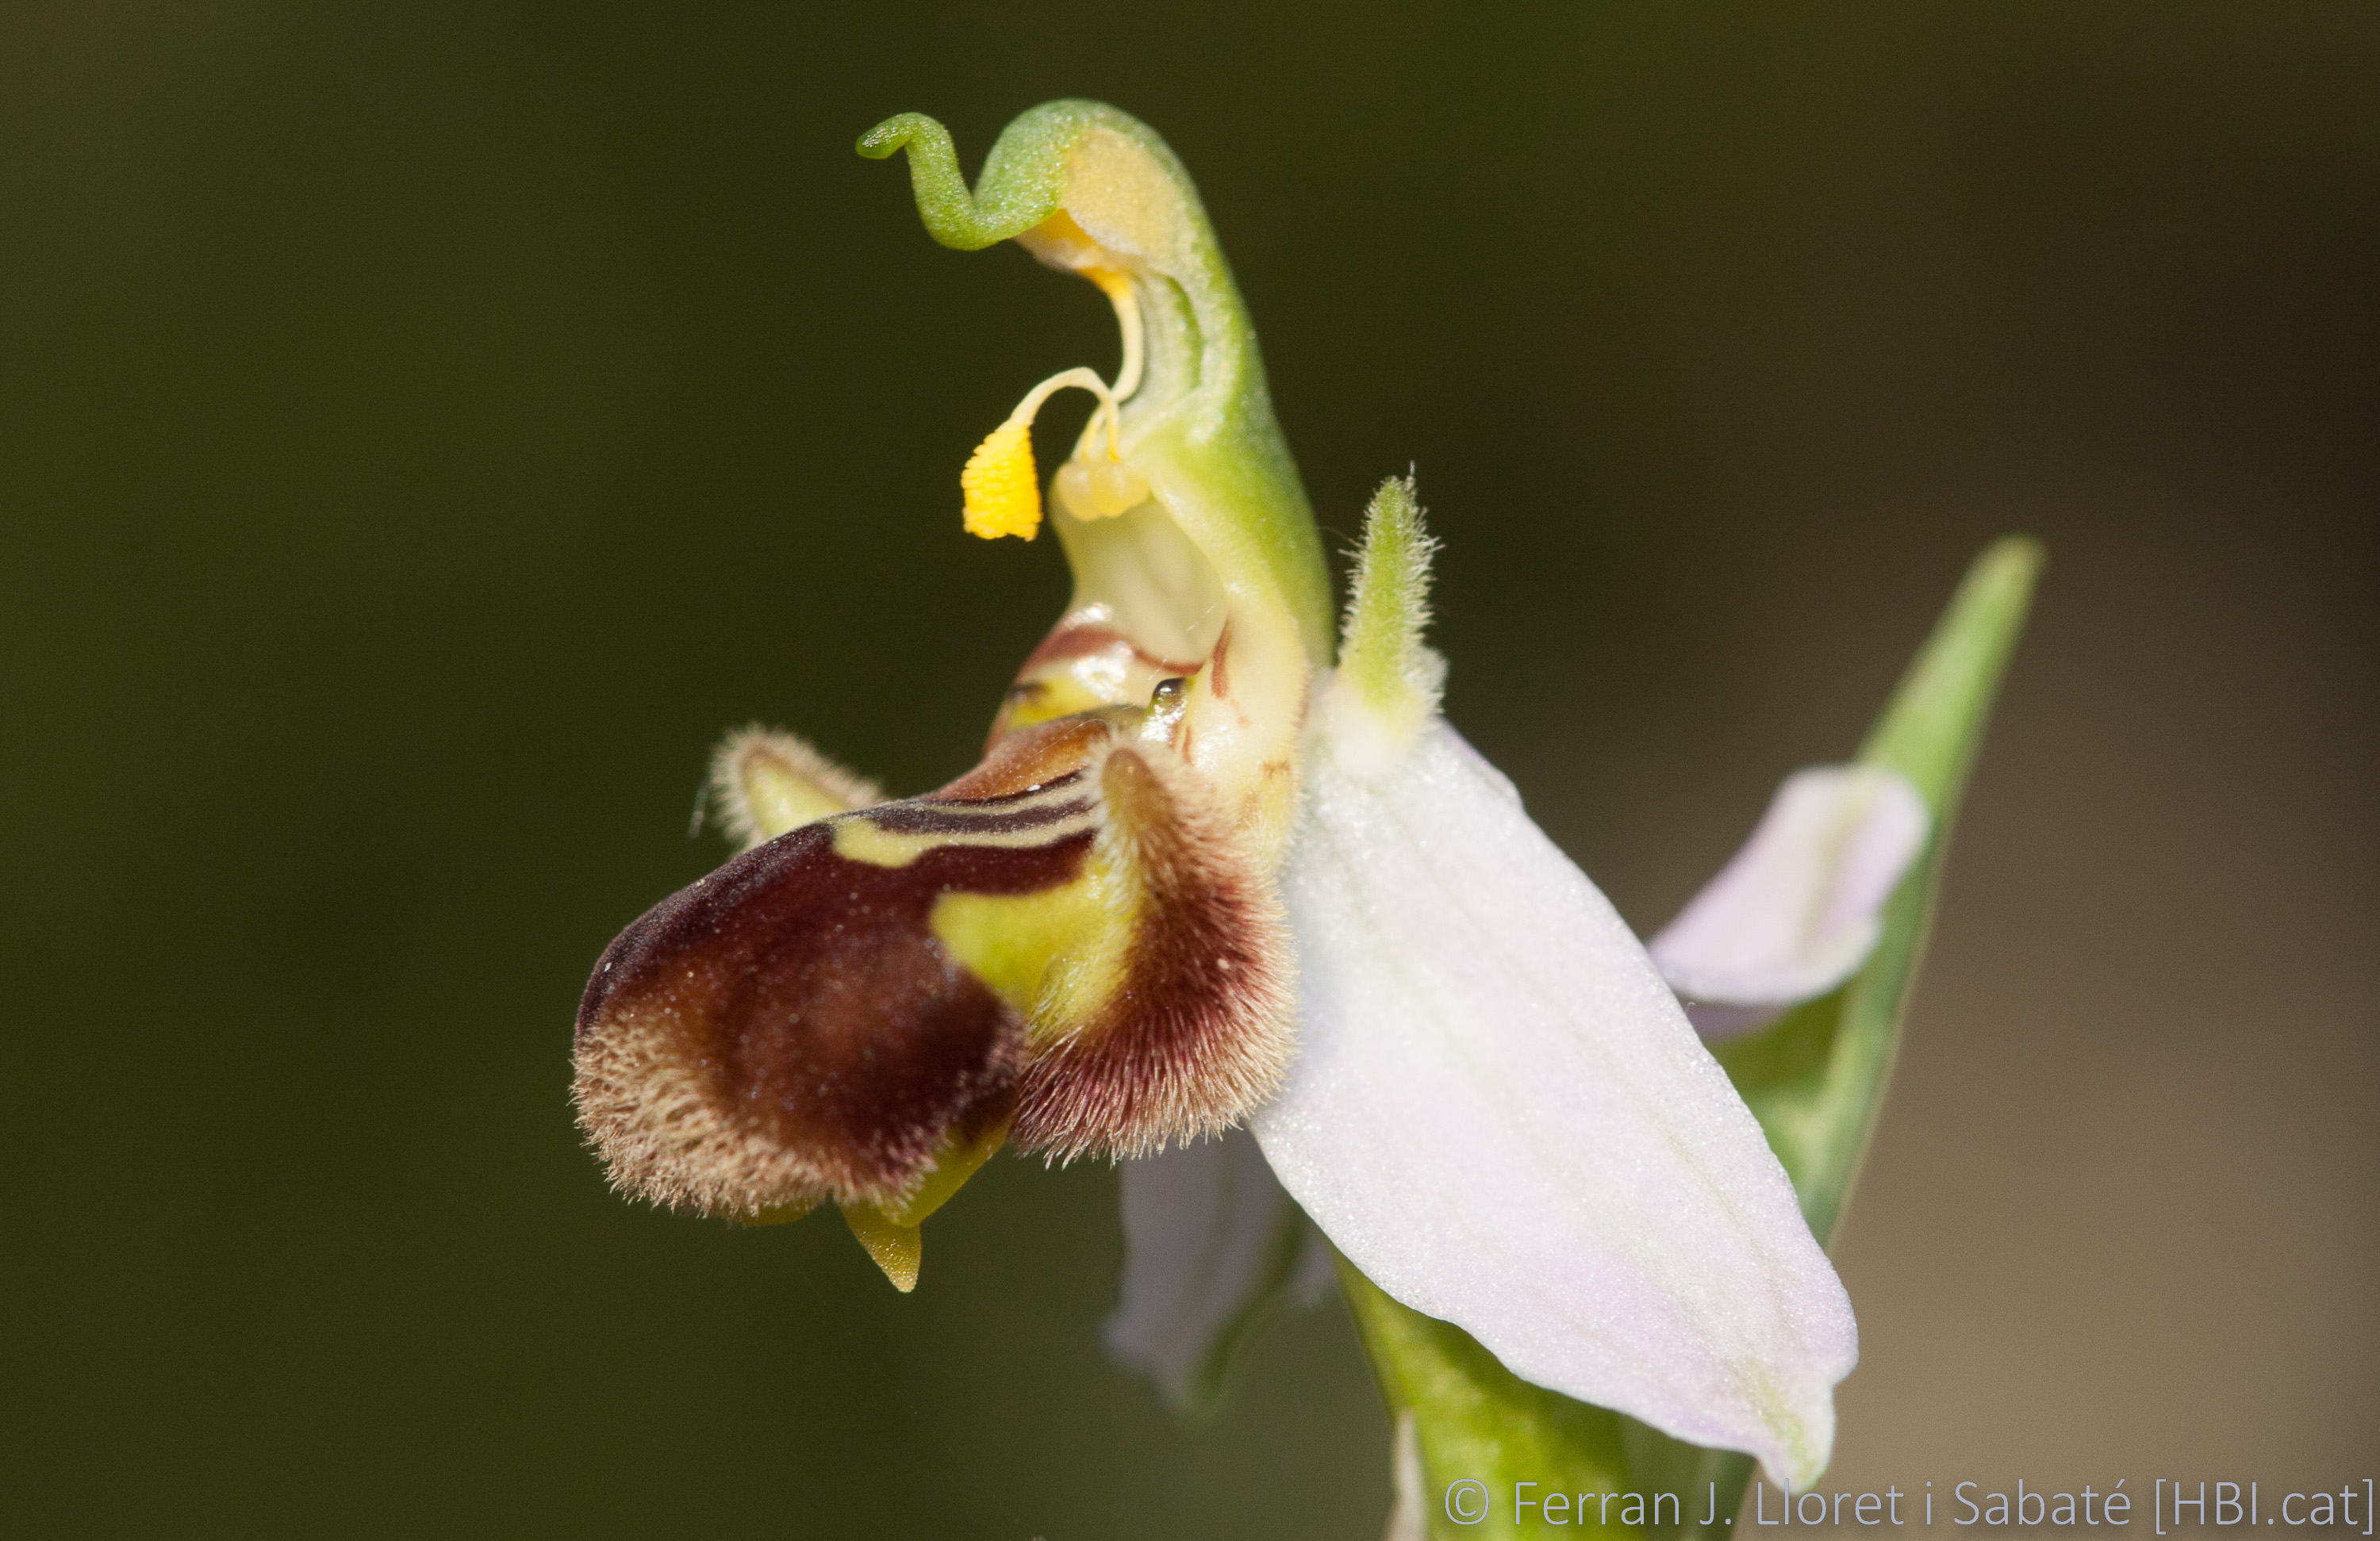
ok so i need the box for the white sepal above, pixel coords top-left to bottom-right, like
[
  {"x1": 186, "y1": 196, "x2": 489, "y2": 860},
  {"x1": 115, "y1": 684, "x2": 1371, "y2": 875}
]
[
  {"x1": 1649, "y1": 766, "x2": 1929, "y2": 1040},
  {"x1": 1104, "y1": 1127, "x2": 1330, "y2": 1414},
  {"x1": 1253, "y1": 691, "x2": 1857, "y2": 1490}
]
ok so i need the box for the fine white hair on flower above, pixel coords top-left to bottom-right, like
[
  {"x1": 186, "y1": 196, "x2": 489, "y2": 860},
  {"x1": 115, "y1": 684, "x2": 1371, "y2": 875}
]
[{"x1": 1650, "y1": 765, "x2": 1931, "y2": 1040}]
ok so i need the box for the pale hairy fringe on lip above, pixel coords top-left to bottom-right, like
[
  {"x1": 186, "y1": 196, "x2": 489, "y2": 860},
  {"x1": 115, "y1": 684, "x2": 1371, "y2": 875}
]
[
  {"x1": 705, "y1": 724, "x2": 887, "y2": 849},
  {"x1": 1012, "y1": 737, "x2": 1296, "y2": 1163}
]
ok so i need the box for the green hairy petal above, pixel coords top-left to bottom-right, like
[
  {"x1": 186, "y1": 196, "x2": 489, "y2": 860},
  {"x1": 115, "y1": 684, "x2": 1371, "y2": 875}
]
[
  {"x1": 1349, "y1": 538, "x2": 2041, "y2": 1540},
  {"x1": 1338, "y1": 474, "x2": 1447, "y2": 732}
]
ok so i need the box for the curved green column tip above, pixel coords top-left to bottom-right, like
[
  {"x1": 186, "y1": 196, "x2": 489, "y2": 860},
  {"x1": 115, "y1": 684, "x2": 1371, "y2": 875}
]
[{"x1": 857, "y1": 100, "x2": 1192, "y2": 253}]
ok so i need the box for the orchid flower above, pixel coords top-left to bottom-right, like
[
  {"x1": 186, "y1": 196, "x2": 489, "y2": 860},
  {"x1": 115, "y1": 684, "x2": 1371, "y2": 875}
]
[
  {"x1": 570, "y1": 100, "x2": 2039, "y2": 1517},
  {"x1": 1107, "y1": 759, "x2": 1931, "y2": 1405}
]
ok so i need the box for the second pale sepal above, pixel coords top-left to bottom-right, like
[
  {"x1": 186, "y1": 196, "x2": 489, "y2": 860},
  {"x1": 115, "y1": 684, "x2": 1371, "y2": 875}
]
[
  {"x1": 1104, "y1": 1126, "x2": 1332, "y2": 1416},
  {"x1": 1252, "y1": 699, "x2": 1859, "y2": 1492},
  {"x1": 1650, "y1": 765, "x2": 1930, "y2": 1041}
]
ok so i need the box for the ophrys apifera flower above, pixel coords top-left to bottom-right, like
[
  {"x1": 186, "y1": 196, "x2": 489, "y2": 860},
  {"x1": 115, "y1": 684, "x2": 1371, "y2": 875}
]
[{"x1": 573, "y1": 100, "x2": 1857, "y2": 1491}]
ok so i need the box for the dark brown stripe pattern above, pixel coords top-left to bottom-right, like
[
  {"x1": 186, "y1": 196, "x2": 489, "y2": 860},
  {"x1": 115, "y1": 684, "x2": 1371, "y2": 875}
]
[{"x1": 572, "y1": 710, "x2": 1296, "y2": 1220}]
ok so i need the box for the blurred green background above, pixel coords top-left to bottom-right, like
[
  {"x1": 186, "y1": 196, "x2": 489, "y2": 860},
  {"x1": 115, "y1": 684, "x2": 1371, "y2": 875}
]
[{"x1": 3, "y1": 5, "x2": 2374, "y2": 1536}]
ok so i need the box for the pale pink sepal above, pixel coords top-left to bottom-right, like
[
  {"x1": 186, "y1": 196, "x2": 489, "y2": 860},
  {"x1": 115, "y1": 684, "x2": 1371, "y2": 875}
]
[
  {"x1": 1104, "y1": 1127, "x2": 1331, "y2": 1413},
  {"x1": 1650, "y1": 766, "x2": 1929, "y2": 1040},
  {"x1": 1253, "y1": 705, "x2": 1857, "y2": 1490}
]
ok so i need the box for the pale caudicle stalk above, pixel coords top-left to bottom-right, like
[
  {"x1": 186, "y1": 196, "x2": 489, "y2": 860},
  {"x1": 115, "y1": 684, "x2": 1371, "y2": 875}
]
[{"x1": 569, "y1": 98, "x2": 1856, "y2": 1493}]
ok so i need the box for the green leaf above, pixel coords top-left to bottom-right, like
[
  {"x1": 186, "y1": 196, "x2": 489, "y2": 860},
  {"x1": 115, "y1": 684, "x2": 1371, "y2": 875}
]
[
  {"x1": 1711, "y1": 535, "x2": 2044, "y2": 1240},
  {"x1": 1344, "y1": 537, "x2": 2042, "y2": 1540}
]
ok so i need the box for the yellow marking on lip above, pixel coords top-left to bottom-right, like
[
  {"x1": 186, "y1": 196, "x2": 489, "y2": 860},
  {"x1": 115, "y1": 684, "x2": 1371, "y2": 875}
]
[
  {"x1": 829, "y1": 817, "x2": 939, "y2": 868},
  {"x1": 830, "y1": 814, "x2": 1100, "y2": 869},
  {"x1": 930, "y1": 875, "x2": 1115, "y2": 1021}
]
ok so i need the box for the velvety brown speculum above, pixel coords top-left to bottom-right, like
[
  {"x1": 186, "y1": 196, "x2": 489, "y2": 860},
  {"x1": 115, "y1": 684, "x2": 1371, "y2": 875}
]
[
  {"x1": 574, "y1": 708, "x2": 1299, "y2": 1221},
  {"x1": 573, "y1": 814, "x2": 1083, "y2": 1215}
]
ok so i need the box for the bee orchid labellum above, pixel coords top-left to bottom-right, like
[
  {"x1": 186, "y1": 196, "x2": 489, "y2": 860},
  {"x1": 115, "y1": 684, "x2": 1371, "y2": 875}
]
[{"x1": 572, "y1": 99, "x2": 1861, "y2": 1493}]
